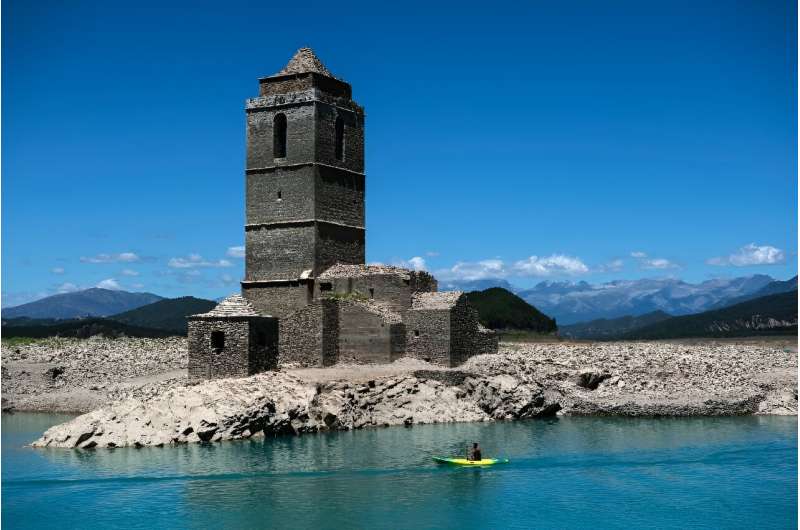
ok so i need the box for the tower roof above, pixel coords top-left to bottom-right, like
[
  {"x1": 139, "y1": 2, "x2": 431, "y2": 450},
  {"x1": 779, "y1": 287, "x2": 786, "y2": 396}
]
[{"x1": 273, "y1": 48, "x2": 334, "y2": 78}]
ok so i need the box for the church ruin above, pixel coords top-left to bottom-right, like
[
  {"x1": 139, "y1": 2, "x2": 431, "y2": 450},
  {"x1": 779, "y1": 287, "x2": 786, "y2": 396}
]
[{"x1": 188, "y1": 48, "x2": 497, "y2": 380}]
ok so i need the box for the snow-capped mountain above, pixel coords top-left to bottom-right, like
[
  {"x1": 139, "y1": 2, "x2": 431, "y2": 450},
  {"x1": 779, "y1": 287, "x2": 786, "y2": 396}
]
[{"x1": 516, "y1": 275, "x2": 777, "y2": 324}]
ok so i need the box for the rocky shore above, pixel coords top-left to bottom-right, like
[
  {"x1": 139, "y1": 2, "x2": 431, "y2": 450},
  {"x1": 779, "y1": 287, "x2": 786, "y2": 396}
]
[
  {"x1": 12, "y1": 337, "x2": 795, "y2": 449},
  {"x1": 2, "y1": 336, "x2": 187, "y2": 412}
]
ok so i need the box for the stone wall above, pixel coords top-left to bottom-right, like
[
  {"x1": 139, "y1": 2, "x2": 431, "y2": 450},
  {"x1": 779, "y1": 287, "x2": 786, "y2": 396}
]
[
  {"x1": 188, "y1": 319, "x2": 250, "y2": 380},
  {"x1": 316, "y1": 272, "x2": 436, "y2": 312},
  {"x1": 246, "y1": 165, "x2": 315, "y2": 225},
  {"x1": 337, "y1": 302, "x2": 395, "y2": 364},
  {"x1": 403, "y1": 309, "x2": 451, "y2": 365},
  {"x1": 245, "y1": 225, "x2": 316, "y2": 281},
  {"x1": 315, "y1": 103, "x2": 364, "y2": 173},
  {"x1": 246, "y1": 104, "x2": 316, "y2": 168},
  {"x1": 390, "y1": 323, "x2": 406, "y2": 361},
  {"x1": 315, "y1": 165, "x2": 364, "y2": 227},
  {"x1": 242, "y1": 282, "x2": 311, "y2": 318},
  {"x1": 474, "y1": 328, "x2": 499, "y2": 357},
  {"x1": 449, "y1": 299, "x2": 480, "y2": 366},
  {"x1": 315, "y1": 223, "x2": 365, "y2": 276},
  {"x1": 449, "y1": 297, "x2": 499, "y2": 366},
  {"x1": 259, "y1": 75, "x2": 314, "y2": 97},
  {"x1": 248, "y1": 319, "x2": 280, "y2": 373},
  {"x1": 279, "y1": 299, "x2": 339, "y2": 367},
  {"x1": 188, "y1": 317, "x2": 279, "y2": 380},
  {"x1": 258, "y1": 72, "x2": 352, "y2": 100},
  {"x1": 320, "y1": 300, "x2": 340, "y2": 366},
  {"x1": 245, "y1": 222, "x2": 364, "y2": 282}
]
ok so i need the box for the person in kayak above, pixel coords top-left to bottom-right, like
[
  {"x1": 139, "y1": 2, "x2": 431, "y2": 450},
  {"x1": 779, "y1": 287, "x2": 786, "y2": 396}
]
[{"x1": 468, "y1": 442, "x2": 482, "y2": 461}]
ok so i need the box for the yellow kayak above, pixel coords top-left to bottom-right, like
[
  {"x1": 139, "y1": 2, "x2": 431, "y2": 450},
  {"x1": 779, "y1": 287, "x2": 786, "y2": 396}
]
[{"x1": 433, "y1": 456, "x2": 509, "y2": 466}]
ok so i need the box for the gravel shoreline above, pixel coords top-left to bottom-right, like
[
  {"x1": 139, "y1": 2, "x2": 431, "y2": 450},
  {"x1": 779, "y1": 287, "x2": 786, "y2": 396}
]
[
  {"x1": 2, "y1": 336, "x2": 795, "y2": 448},
  {"x1": 2, "y1": 337, "x2": 187, "y2": 413}
]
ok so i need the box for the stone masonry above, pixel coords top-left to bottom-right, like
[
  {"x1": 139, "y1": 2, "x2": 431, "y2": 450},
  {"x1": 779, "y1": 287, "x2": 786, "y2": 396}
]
[
  {"x1": 188, "y1": 48, "x2": 497, "y2": 379},
  {"x1": 187, "y1": 295, "x2": 278, "y2": 380}
]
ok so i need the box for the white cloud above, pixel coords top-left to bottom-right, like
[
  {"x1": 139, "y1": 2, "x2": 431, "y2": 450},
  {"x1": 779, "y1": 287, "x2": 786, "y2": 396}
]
[
  {"x1": 220, "y1": 273, "x2": 236, "y2": 285},
  {"x1": 96, "y1": 278, "x2": 121, "y2": 290},
  {"x1": 598, "y1": 259, "x2": 624, "y2": 273},
  {"x1": 640, "y1": 258, "x2": 679, "y2": 270},
  {"x1": 512, "y1": 255, "x2": 589, "y2": 276},
  {"x1": 425, "y1": 251, "x2": 440, "y2": 257},
  {"x1": 630, "y1": 251, "x2": 679, "y2": 270},
  {"x1": 707, "y1": 244, "x2": 785, "y2": 267},
  {"x1": 131, "y1": 283, "x2": 145, "y2": 290},
  {"x1": 226, "y1": 246, "x2": 245, "y2": 258},
  {"x1": 120, "y1": 269, "x2": 139, "y2": 276},
  {"x1": 80, "y1": 252, "x2": 141, "y2": 264},
  {"x1": 436, "y1": 254, "x2": 590, "y2": 281},
  {"x1": 409, "y1": 257, "x2": 426, "y2": 271},
  {"x1": 56, "y1": 282, "x2": 80, "y2": 294},
  {"x1": 437, "y1": 259, "x2": 507, "y2": 281},
  {"x1": 51, "y1": 267, "x2": 65, "y2": 275},
  {"x1": 168, "y1": 254, "x2": 233, "y2": 269},
  {"x1": 395, "y1": 256, "x2": 427, "y2": 271}
]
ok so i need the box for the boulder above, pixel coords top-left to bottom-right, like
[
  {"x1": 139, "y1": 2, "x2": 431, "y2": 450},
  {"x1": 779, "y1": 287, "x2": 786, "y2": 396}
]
[{"x1": 575, "y1": 370, "x2": 610, "y2": 390}]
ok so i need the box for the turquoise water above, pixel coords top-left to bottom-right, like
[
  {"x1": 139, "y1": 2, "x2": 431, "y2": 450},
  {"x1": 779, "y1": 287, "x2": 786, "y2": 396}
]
[{"x1": 2, "y1": 414, "x2": 797, "y2": 530}]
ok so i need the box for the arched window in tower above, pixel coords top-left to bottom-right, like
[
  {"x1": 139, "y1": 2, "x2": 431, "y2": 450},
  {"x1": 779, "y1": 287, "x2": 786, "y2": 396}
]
[
  {"x1": 273, "y1": 113, "x2": 287, "y2": 159},
  {"x1": 334, "y1": 115, "x2": 344, "y2": 161}
]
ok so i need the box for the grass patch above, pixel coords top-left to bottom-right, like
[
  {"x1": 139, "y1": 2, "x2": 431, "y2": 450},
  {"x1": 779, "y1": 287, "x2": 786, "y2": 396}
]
[
  {"x1": 1, "y1": 336, "x2": 42, "y2": 347},
  {"x1": 497, "y1": 330, "x2": 563, "y2": 343}
]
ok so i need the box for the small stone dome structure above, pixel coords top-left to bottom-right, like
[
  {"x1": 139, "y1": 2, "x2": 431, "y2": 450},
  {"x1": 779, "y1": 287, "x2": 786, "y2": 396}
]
[{"x1": 187, "y1": 295, "x2": 278, "y2": 380}]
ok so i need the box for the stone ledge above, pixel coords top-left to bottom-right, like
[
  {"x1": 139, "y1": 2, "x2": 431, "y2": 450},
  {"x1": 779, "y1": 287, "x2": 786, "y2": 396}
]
[{"x1": 245, "y1": 162, "x2": 365, "y2": 176}]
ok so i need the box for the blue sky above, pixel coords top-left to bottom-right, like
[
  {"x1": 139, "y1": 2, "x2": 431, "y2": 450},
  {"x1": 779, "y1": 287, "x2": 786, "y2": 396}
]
[{"x1": 2, "y1": 0, "x2": 797, "y2": 305}]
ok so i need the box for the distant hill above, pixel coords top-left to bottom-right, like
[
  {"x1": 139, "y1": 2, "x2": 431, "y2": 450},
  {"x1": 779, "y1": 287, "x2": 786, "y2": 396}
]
[
  {"x1": 109, "y1": 296, "x2": 217, "y2": 334},
  {"x1": 624, "y1": 291, "x2": 798, "y2": 340},
  {"x1": 2, "y1": 317, "x2": 61, "y2": 327},
  {"x1": 2, "y1": 288, "x2": 163, "y2": 319},
  {"x1": 560, "y1": 311, "x2": 672, "y2": 340},
  {"x1": 1, "y1": 317, "x2": 176, "y2": 339},
  {"x1": 465, "y1": 288, "x2": 557, "y2": 332}
]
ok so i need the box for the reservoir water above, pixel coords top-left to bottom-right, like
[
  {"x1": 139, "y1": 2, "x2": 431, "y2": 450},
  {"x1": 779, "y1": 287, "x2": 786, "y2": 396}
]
[{"x1": 2, "y1": 414, "x2": 796, "y2": 529}]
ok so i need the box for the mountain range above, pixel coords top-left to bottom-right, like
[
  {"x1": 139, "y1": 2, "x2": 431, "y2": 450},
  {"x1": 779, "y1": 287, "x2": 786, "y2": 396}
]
[
  {"x1": 561, "y1": 290, "x2": 797, "y2": 340},
  {"x1": 3, "y1": 296, "x2": 218, "y2": 339},
  {"x1": 2, "y1": 288, "x2": 164, "y2": 320},
  {"x1": 3, "y1": 274, "x2": 796, "y2": 340},
  {"x1": 444, "y1": 274, "x2": 796, "y2": 325}
]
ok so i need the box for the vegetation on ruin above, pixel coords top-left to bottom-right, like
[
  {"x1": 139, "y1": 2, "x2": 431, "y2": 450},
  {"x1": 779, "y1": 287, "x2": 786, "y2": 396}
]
[{"x1": 325, "y1": 292, "x2": 369, "y2": 302}]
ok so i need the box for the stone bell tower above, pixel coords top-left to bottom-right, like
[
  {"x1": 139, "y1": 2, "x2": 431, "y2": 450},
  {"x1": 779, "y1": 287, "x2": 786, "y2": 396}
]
[{"x1": 241, "y1": 48, "x2": 366, "y2": 317}]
